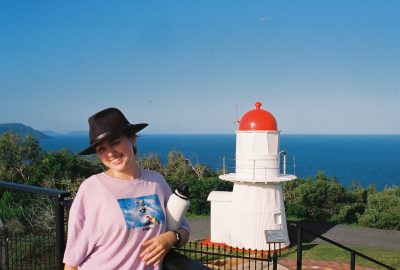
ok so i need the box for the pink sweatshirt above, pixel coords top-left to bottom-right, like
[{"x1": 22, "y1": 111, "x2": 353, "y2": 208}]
[{"x1": 63, "y1": 170, "x2": 191, "y2": 270}]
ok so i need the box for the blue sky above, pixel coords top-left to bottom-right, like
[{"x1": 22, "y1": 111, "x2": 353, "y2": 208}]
[{"x1": 1, "y1": 1, "x2": 399, "y2": 134}]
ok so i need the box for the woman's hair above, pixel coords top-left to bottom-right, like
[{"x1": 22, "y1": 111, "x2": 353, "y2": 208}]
[{"x1": 123, "y1": 130, "x2": 138, "y2": 155}]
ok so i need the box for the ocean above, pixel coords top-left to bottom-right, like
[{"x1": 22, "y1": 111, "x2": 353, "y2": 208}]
[{"x1": 39, "y1": 134, "x2": 400, "y2": 190}]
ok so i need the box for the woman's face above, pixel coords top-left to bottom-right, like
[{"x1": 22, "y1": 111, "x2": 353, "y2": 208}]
[{"x1": 95, "y1": 134, "x2": 136, "y2": 175}]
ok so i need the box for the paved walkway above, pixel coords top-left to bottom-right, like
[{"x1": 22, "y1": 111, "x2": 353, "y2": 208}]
[
  {"x1": 278, "y1": 259, "x2": 378, "y2": 270},
  {"x1": 188, "y1": 217, "x2": 399, "y2": 270}
]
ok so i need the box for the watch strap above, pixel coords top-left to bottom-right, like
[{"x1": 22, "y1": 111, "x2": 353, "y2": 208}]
[{"x1": 172, "y1": 230, "x2": 182, "y2": 247}]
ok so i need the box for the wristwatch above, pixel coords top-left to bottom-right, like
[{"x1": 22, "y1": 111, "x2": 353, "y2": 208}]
[{"x1": 172, "y1": 230, "x2": 182, "y2": 247}]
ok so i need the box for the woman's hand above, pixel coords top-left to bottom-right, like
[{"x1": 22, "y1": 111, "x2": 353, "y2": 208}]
[
  {"x1": 139, "y1": 231, "x2": 176, "y2": 266},
  {"x1": 64, "y1": 264, "x2": 78, "y2": 270}
]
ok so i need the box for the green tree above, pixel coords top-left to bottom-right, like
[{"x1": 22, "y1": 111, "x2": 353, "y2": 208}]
[
  {"x1": 137, "y1": 153, "x2": 164, "y2": 173},
  {"x1": 33, "y1": 149, "x2": 103, "y2": 190},
  {"x1": 358, "y1": 186, "x2": 400, "y2": 230},
  {"x1": 0, "y1": 132, "x2": 43, "y2": 184},
  {"x1": 297, "y1": 176, "x2": 331, "y2": 221},
  {"x1": 285, "y1": 171, "x2": 357, "y2": 222},
  {"x1": 164, "y1": 151, "x2": 215, "y2": 182},
  {"x1": 330, "y1": 181, "x2": 373, "y2": 224},
  {"x1": 0, "y1": 133, "x2": 44, "y2": 230}
]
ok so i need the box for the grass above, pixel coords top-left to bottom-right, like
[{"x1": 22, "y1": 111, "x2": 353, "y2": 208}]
[
  {"x1": 187, "y1": 213, "x2": 209, "y2": 219},
  {"x1": 280, "y1": 243, "x2": 400, "y2": 270}
]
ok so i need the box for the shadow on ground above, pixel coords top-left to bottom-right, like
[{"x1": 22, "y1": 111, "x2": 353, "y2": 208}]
[{"x1": 287, "y1": 220, "x2": 336, "y2": 243}]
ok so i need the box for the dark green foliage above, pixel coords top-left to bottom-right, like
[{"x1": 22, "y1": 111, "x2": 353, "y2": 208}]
[
  {"x1": 168, "y1": 177, "x2": 233, "y2": 216},
  {"x1": 283, "y1": 171, "x2": 400, "y2": 230},
  {"x1": 0, "y1": 191, "x2": 26, "y2": 221},
  {"x1": 284, "y1": 171, "x2": 367, "y2": 223},
  {"x1": 0, "y1": 133, "x2": 45, "y2": 230},
  {"x1": 332, "y1": 203, "x2": 365, "y2": 224},
  {"x1": 33, "y1": 149, "x2": 104, "y2": 190},
  {"x1": 286, "y1": 203, "x2": 308, "y2": 218},
  {"x1": 0, "y1": 132, "x2": 43, "y2": 184},
  {"x1": 358, "y1": 186, "x2": 400, "y2": 230}
]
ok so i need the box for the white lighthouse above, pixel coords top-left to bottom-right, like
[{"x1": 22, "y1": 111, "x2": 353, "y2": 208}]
[{"x1": 207, "y1": 101, "x2": 296, "y2": 250}]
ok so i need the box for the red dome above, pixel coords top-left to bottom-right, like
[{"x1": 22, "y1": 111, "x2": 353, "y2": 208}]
[{"x1": 239, "y1": 101, "x2": 277, "y2": 131}]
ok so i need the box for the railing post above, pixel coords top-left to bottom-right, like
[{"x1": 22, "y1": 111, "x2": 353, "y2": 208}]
[
  {"x1": 4, "y1": 229, "x2": 9, "y2": 270},
  {"x1": 55, "y1": 196, "x2": 66, "y2": 270},
  {"x1": 0, "y1": 229, "x2": 3, "y2": 270},
  {"x1": 0, "y1": 227, "x2": 8, "y2": 269},
  {"x1": 272, "y1": 249, "x2": 278, "y2": 270},
  {"x1": 296, "y1": 226, "x2": 303, "y2": 270},
  {"x1": 350, "y1": 252, "x2": 356, "y2": 270}
]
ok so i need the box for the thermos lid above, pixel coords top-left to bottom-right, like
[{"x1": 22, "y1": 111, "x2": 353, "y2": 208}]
[{"x1": 175, "y1": 184, "x2": 190, "y2": 199}]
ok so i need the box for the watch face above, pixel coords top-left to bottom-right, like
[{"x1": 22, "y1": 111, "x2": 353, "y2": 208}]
[
  {"x1": 174, "y1": 231, "x2": 181, "y2": 245},
  {"x1": 175, "y1": 231, "x2": 181, "y2": 241}
]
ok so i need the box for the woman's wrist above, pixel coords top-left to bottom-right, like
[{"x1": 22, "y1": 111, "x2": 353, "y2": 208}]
[
  {"x1": 167, "y1": 230, "x2": 178, "y2": 246},
  {"x1": 168, "y1": 228, "x2": 189, "y2": 247},
  {"x1": 170, "y1": 230, "x2": 182, "y2": 247}
]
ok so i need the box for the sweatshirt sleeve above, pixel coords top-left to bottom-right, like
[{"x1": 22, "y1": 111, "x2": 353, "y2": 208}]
[{"x1": 63, "y1": 181, "x2": 97, "y2": 266}]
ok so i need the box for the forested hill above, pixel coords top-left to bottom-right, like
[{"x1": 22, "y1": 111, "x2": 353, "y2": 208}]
[{"x1": 0, "y1": 123, "x2": 49, "y2": 139}]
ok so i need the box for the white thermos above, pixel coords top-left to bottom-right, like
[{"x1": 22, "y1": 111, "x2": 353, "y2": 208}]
[{"x1": 166, "y1": 184, "x2": 190, "y2": 231}]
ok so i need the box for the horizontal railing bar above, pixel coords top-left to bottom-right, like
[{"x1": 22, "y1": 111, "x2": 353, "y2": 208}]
[
  {"x1": 290, "y1": 223, "x2": 396, "y2": 270},
  {"x1": 175, "y1": 247, "x2": 275, "y2": 262},
  {"x1": 0, "y1": 180, "x2": 70, "y2": 199}
]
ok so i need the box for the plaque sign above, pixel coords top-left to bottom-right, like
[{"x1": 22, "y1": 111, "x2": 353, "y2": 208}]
[{"x1": 265, "y1": 230, "x2": 285, "y2": 243}]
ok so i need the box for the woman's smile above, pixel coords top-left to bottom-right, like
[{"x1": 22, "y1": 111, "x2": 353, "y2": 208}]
[
  {"x1": 108, "y1": 153, "x2": 124, "y2": 164},
  {"x1": 95, "y1": 134, "x2": 138, "y2": 179}
]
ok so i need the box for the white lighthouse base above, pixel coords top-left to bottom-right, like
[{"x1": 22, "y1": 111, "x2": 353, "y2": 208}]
[
  {"x1": 207, "y1": 191, "x2": 232, "y2": 244},
  {"x1": 208, "y1": 182, "x2": 290, "y2": 251}
]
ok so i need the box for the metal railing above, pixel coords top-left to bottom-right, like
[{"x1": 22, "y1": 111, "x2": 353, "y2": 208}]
[
  {"x1": 222, "y1": 151, "x2": 296, "y2": 179},
  {"x1": 291, "y1": 223, "x2": 396, "y2": 270},
  {"x1": 0, "y1": 229, "x2": 56, "y2": 269},
  {"x1": 175, "y1": 241, "x2": 281, "y2": 270},
  {"x1": 0, "y1": 180, "x2": 70, "y2": 270}
]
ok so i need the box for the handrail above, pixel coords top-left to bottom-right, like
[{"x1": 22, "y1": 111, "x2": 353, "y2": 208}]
[
  {"x1": 0, "y1": 180, "x2": 70, "y2": 198},
  {"x1": 290, "y1": 223, "x2": 396, "y2": 270},
  {"x1": 0, "y1": 180, "x2": 70, "y2": 270}
]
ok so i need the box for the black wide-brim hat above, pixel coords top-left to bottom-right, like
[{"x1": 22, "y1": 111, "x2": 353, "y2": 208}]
[{"x1": 78, "y1": 107, "x2": 148, "y2": 155}]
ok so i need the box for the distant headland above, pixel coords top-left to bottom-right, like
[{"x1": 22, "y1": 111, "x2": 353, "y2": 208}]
[{"x1": 0, "y1": 123, "x2": 49, "y2": 139}]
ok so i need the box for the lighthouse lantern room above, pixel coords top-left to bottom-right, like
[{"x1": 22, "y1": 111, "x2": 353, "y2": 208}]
[{"x1": 208, "y1": 101, "x2": 296, "y2": 250}]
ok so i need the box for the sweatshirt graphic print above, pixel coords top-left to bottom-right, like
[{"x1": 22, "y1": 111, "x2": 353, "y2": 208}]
[{"x1": 118, "y1": 194, "x2": 165, "y2": 229}]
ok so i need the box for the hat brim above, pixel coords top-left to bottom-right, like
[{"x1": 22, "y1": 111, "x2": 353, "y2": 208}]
[{"x1": 78, "y1": 123, "x2": 148, "y2": 155}]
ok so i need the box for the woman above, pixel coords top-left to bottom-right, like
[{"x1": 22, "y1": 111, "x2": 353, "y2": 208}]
[{"x1": 63, "y1": 107, "x2": 190, "y2": 270}]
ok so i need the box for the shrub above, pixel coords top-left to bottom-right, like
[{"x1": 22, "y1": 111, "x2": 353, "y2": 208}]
[
  {"x1": 284, "y1": 171, "x2": 366, "y2": 223},
  {"x1": 0, "y1": 132, "x2": 43, "y2": 184},
  {"x1": 358, "y1": 186, "x2": 400, "y2": 230}
]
